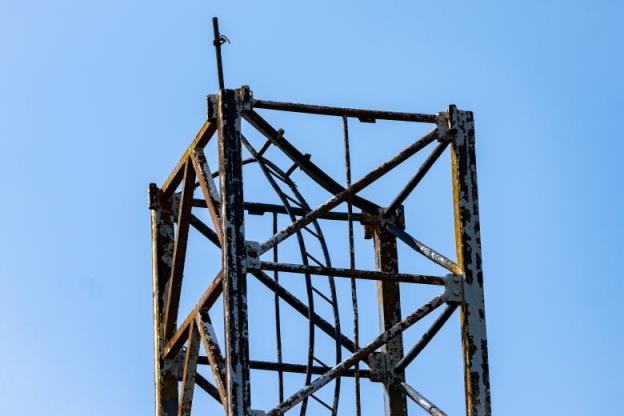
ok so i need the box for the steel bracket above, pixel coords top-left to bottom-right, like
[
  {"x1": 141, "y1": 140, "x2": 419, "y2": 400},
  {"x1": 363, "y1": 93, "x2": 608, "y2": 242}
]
[
  {"x1": 435, "y1": 111, "x2": 452, "y2": 143},
  {"x1": 148, "y1": 183, "x2": 160, "y2": 210},
  {"x1": 362, "y1": 206, "x2": 406, "y2": 239},
  {"x1": 207, "y1": 94, "x2": 218, "y2": 121},
  {"x1": 367, "y1": 351, "x2": 388, "y2": 383},
  {"x1": 246, "y1": 240, "x2": 261, "y2": 270},
  {"x1": 443, "y1": 273, "x2": 464, "y2": 303}
]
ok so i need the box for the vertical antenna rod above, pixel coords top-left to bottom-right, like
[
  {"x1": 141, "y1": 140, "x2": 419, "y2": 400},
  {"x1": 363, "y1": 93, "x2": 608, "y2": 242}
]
[{"x1": 212, "y1": 17, "x2": 225, "y2": 90}]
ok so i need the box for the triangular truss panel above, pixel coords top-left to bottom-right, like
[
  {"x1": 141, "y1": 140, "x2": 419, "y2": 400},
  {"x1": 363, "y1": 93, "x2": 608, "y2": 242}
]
[{"x1": 149, "y1": 86, "x2": 492, "y2": 416}]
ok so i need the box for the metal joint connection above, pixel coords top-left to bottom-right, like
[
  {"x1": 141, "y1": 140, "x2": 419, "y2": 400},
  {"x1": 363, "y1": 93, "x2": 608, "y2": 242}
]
[
  {"x1": 367, "y1": 351, "x2": 388, "y2": 383},
  {"x1": 435, "y1": 111, "x2": 452, "y2": 143},
  {"x1": 246, "y1": 241, "x2": 261, "y2": 270},
  {"x1": 362, "y1": 206, "x2": 406, "y2": 239},
  {"x1": 444, "y1": 273, "x2": 464, "y2": 303}
]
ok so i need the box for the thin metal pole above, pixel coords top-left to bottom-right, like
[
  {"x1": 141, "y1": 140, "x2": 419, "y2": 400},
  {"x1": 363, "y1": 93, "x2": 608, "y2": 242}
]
[
  {"x1": 257, "y1": 262, "x2": 446, "y2": 285},
  {"x1": 272, "y1": 212, "x2": 285, "y2": 403},
  {"x1": 212, "y1": 17, "x2": 225, "y2": 90},
  {"x1": 343, "y1": 116, "x2": 361, "y2": 416}
]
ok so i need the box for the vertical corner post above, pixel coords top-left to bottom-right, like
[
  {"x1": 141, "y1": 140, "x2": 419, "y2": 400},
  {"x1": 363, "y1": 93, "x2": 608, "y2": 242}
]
[
  {"x1": 449, "y1": 106, "x2": 492, "y2": 416},
  {"x1": 149, "y1": 183, "x2": 179, "y2": 416},
  {"x1": 217, "y1": 88, "x2": 252, "y2": 416},
  {"x1": 372, "y1": 221, "x2": 408, "y2": 416}
]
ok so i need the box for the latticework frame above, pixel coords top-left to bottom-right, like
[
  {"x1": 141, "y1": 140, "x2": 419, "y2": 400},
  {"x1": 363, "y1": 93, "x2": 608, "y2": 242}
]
[{"x1": 149, "y1": 86, "x2": 491, "y2": 416}]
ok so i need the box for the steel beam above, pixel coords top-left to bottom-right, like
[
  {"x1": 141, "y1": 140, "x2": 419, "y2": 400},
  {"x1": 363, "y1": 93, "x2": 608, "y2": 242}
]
[
  {"x1": 196, "y1": 311, "x2": 228, "y2": 407},
  {"x1": 178, "y1": 324, "x2": 200, "y2": 416},
  {"x1": 399, "y1": 382, "x2": 447, "y2": 416},
  {"x1": 193, "y1": 200, "x2": 365, "y2": 222},
  {"x1": 149, "y1": 184, "x2": 179, "y2": 416},
  {"x1": 449, "y1": 105, "x2": 492, "y2": 416},
  {"x1": 161, "y1": 121, "x2": 217, "y2": 200},
  {"x1": 163, "y1": 161, "x2": 196, "y2": 339},
  {"x1": 252, "y1": 99, "x2": 438, "y2": 123},
  {"x1": 217, "y1": 88, "x2": 251, "y2": 416},
  {"x1": 258, "y1": 261, "x2": 446, "y2": 285},
  {"x1": 373, "y1": 225, "x2": 408, "y2": 416}
]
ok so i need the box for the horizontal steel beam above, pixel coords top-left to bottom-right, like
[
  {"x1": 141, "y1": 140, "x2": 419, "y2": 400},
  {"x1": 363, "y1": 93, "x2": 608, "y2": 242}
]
[
  {"x1": 253, "y1": 99, "x2": 438, "y2": 123},
  {"x1": 196, "y1": 359, "x2": 373, "y2": 379},
  {"x1": 258, "y1": 261, "x2": 446, "y2": 286},
  {"x1": 192, "y1": 200, "x2": 363, "y2": 222}
]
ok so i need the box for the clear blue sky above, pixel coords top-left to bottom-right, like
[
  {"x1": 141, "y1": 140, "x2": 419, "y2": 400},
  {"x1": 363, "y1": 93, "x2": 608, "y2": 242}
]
[{"x1": 1, "y1": 1, "x2": 623, "y2": 415}]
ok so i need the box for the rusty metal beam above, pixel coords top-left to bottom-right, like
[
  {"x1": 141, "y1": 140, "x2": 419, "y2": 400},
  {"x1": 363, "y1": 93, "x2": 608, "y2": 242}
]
[
  {"x1": 217, "y1": 88, "x2": 251, "y2": 416},
  {"x1": 204, "y1": 200, "x2": 365, "y2": 222},
  {"x1": 244, "y1": 360, "x2": 372, "y2": 379},
  {"x1": 195, "y1": 373, "x2": 223, "y2": 404},
  {"x1": 163, "y1": 161, "x2": 196, "y2": 339},
  {"x1": 196, "y1": 311, "x2": 228, "y2": 408},
  {"x1": 149, "y1": 184, "x2": 179, "y2": 416},
  {"x1": 178, "y1": 324, "x2": 200, "y2": 416},
  {"x1": 450, "y1": 105, "x2": 492, "y2": 416},
  {"x1": 373, "y1": 226, "x2": 407, "y2": 416},
  {"x1": 387, "y1": 224, "x2": 460, "y2": 274},
  {"x1": 253, "y1": 99, "x2": 438, "y2": 123},
  {"x1": 399, "y1": 382, "x2": 447, "y2": 416},
  {"x1": 258, "y1": 261, "x2": 446, "y2": 286},
  {"x1": 190, "y1": 148, "x2": 223, "y2": 245},
  {"x1": 189, "y1": 214, "x2": 221, "y2": 247}
]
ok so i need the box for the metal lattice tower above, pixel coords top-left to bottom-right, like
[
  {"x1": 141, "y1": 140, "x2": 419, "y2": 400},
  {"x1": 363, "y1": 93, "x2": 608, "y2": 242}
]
[{"x1": 148, "y1": 20, "x2": 491, "y2": 416}]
